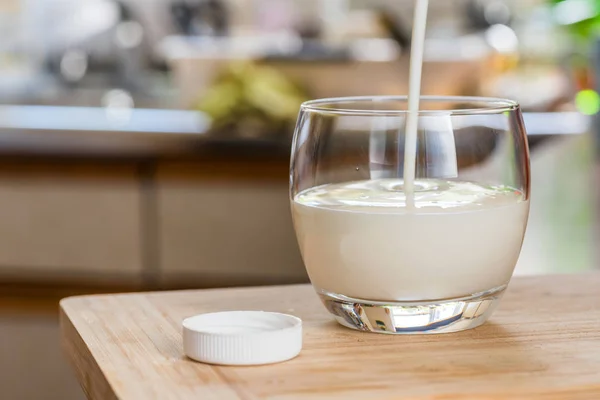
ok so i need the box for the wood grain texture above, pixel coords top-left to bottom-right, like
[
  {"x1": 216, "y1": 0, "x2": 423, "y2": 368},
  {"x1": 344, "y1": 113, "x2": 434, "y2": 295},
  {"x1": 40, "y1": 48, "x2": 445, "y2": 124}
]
[{"x1": 60, "y1": 273, "x2": 600, "y2": 400}]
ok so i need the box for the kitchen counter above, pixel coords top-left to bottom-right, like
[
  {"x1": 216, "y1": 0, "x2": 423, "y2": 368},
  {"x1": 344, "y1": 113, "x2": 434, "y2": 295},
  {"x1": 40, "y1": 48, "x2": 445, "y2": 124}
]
[
  {"x1": 0, "y1": 106, "x2": 292, "y2": 160},
  {"x1": 0, "y1": 106, "x2": 589, "y2": 159}
]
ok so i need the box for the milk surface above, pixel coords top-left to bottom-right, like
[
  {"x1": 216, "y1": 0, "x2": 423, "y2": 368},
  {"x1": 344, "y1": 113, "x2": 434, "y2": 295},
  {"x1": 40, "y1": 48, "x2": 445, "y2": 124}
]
[{"x1": 292, "y1": 179, "x2": 529, "y2": 301}]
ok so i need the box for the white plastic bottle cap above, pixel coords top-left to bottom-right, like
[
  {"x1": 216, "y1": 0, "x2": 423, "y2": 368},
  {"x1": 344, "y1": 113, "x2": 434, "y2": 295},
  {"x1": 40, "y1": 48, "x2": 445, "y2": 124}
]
[{"x1": 182, "y1": 311, "x2": 302, "y2": 366}]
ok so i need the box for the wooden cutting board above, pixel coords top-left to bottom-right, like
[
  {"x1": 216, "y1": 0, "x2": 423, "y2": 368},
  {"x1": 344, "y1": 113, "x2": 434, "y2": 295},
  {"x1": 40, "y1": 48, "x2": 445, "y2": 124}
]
[{"x1": 60, "y1": 273, "x2": 600, "y2": 399}]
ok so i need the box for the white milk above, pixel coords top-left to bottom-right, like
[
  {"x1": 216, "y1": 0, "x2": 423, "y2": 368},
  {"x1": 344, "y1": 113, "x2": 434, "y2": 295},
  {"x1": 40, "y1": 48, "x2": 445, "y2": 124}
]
[
  {"x1": 403, "y1": 0, "x2": 429, "y2": 207},
  {"x1": 292, "y1": 179, "x2": 529, "y2": 301}
]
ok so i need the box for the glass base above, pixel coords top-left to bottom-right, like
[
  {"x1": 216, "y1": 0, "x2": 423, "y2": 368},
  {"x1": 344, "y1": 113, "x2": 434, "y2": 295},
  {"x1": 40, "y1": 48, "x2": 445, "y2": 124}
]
[{"x1": 318, "y1": 285, "x2": 506, "y2": 334}]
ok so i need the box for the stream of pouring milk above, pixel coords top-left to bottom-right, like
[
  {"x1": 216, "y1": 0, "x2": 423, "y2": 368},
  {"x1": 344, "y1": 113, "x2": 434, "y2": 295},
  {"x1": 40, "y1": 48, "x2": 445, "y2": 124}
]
[
  {"x1": 403, "y1": 0, "x2": 429, "y2": 207},
  {"x1": 291, "y1": 0, "x2": 529, "y2": 302}
]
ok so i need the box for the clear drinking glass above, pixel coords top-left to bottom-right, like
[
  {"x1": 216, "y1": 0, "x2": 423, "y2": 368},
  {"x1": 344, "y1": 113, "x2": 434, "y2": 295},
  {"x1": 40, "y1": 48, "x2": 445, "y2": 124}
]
[{"x1": 290, "y1": 96, "x2": 530, "y2": 334}]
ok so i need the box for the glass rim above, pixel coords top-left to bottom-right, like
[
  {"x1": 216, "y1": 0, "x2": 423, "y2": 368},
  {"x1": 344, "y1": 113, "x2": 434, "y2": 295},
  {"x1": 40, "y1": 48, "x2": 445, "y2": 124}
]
[{"x1": 300, "y1": 95, "x2": 519, "y2": 116}]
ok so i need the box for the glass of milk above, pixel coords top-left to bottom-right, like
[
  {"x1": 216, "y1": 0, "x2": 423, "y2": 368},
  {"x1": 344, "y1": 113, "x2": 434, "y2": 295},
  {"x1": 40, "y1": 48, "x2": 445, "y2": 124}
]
[{"x1": 290, "y1": 96, "x2": 530, "y2": 334}]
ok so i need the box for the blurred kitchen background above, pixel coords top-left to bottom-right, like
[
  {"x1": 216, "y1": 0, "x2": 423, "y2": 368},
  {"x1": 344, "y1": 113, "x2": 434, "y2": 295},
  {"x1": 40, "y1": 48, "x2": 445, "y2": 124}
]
[{"x1": 0, "y1": 0, "x2": 598, "y2": 398}]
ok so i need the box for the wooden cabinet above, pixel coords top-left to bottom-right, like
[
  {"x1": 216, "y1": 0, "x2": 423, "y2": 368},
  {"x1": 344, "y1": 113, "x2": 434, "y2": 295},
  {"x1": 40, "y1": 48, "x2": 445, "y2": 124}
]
[
  {"x1": 156, "y1": 161, "x2": 307, "y2": 287},
  {"x1": 0, "y1": 159, "x2": 307, "y2": 289},
  {"x1": 0, "y1": 162, "x2": 143, "y2": 284}
]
